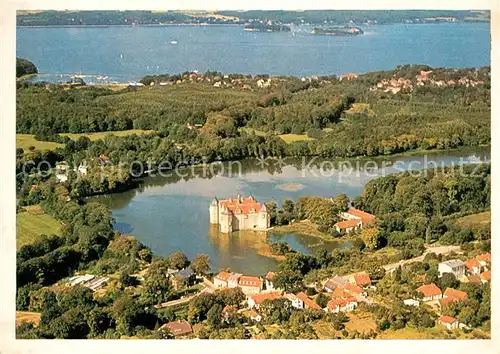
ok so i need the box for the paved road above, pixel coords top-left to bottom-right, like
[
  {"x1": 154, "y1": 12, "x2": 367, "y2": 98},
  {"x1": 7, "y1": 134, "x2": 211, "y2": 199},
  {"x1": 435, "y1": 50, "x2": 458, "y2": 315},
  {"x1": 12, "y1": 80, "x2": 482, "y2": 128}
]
[{"x1": 383, "y1": 245, "x2": 463, "y2": 272}]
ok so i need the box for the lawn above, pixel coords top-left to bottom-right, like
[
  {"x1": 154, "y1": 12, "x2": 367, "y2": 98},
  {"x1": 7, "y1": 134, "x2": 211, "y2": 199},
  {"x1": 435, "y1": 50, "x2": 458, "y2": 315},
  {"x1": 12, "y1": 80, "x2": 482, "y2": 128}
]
[
  {"x1": 456, "y1": 211, "x2": 491, "y2": 230},
  {"x1": 60, "y1": 129, "x2": 156, "y2": 141},
  {"x1": 16, "y1": 205, "x2": 62, "y2": 249},
  {"x1": 279, "y1": 133, "x2": 314, "y2": 144},
  {"x1": 239, "y1": 128, "x2": 314, "y2": 144},
  {"x1": 16, "y1": 134, "x2": 63, "y2": 151},
  {"x1": 345, "y1": 311, "x2": 378, "y2": 333},
  {"x1": 17, "y1": 130, "x2": 156, "y2": 152},
  {"x1": 238, "y1": 127, "x2": 267, "y2": 137},
  {"x1": 16, "y1": 311, "x2": 41, "y2": 327}
]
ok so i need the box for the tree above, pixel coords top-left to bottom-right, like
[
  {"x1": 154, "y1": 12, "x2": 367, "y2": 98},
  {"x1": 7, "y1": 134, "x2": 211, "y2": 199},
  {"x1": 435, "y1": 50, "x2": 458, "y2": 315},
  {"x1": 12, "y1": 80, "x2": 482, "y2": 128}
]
[
  {"x1": 120, "y1": 272, "x2": 139, "y2": 287},
  {"x1": 207, "y1": 303, "x2": 223, "y2": 329},
  {"x1": 282, "y1": 199, "x2": 295, "y2": 213},
  {"x1": 437, "y1": 273, "x2": 459, "y2": 291},
  {"x1": 142, "y1": 259, "x2": 172, "y2": 305},
  {"x1": 361, "y1": 227, "x2": 382, "y2": 251},
  {"x1": 217, "y1": 287, "x2": 245, "y2": 307},
  {"x1": 315, "y1": 292, "x2": 329, "y2": 308},
  {"x1": 190, "y1": 254, "x2": 211, "y2": 275},
  {"x1": 169, "y1": 251, "x2": 189, "y2": 270},
  {"x1": 50, "y1": 308, "x2": 90, "y2": 339}
]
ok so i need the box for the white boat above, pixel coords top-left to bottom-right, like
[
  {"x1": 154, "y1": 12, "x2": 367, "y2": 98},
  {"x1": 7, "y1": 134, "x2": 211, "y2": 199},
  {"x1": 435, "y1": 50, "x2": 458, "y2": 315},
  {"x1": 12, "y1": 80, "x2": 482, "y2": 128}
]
[{"x1": 170, "y1": 40, "x2": 178, "y2": 44}]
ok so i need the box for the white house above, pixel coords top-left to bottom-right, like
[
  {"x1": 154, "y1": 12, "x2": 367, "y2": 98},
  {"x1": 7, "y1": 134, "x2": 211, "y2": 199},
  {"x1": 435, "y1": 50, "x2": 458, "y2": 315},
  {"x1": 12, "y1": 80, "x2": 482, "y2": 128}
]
[
  {"x1": 438, "y1": 316, "x2": 460, "y2": 330},
  {"x1": 403, "y1": 299, "x2": 420, "y2": 307},
  {"x1": 438, "y1": 259, "x2": 466, "y2": 278},
  {"x1": 284, "y1": 293, "x2": 304, "y2": 309}
]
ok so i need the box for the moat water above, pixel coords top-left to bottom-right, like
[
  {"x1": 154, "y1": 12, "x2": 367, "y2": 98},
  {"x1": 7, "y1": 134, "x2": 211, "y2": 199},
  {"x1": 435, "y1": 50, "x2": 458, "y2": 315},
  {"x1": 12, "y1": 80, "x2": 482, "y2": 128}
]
[{"x1": 91, "y1": 149, "x2": 490, "y2": 275}]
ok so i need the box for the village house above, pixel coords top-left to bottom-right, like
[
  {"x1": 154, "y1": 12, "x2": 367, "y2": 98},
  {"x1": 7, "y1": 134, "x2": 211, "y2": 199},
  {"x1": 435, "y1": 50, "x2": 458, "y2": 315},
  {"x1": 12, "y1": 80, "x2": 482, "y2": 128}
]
[
  {"x1": 159, "y1": 320, "x2": 193, "y2": 337},
  {"x1": 265, "y1": 271, "x2": 276, "y2": 291},
  {"x1": 416, "y1": 283, "x2": 442, "y2": 301},
  {"x1": 338, "y1": 73, "x2": 358, "y2": 81},
  {"x1": 284, "y1": 293, "x2": 304, "y2": 309},
  {"x1": 443, "y1": 288, "x2": 468, "y2": 302},
  {"x1": 324, "y1": 275, "x2": 347, "y2": 292},
  {"x1": 464, "y1": 258, "x2": 482, "y2": 275},
  {"x1": 209, "y1": 195, "x2": 270, "y2": 233},
  {"x1": 247, "y1": 293, "x2": 282, "y2": 309},
  {"x1": 213, "y1": 271, "x2": 263, "y2": 294},
  {"x1": 248, "y1": 309, "x2": 262, "y2": 322},
  {"x1": 98, "y1": 154, "x2": 111, "y2": 166},
  {"x1": 296, "y1": 292, "x2": 322, "y2": 310},
  {"x1": 438, "y1": 316, "x2": 460, "y2": 330},
  {"x1": 327, "y1": 297, "x2": 358, "y2": 313},
  {"x1": 466, "y1": 274, "x2": 482, "y2": 285},
  {"x1": 346, "y1": 271, "x2": 371, "y2": 288},
  {"x1": 55, "y1": 161, "x2": 68, "y2": 183},
  {"x1": 438, "y1": 259, "x2": 466, "y2": 278},
  {"x1": 403, "y1": 299, "x2": 420, "y2": 307},
  {"x1": 480, "y1": 270, "x2": 491, "y2": 283},
  {"x1": 238, "y1": 276, "x2": 263, "y2": 294},
  {"x1": 476, "y1": 252, "x2": 491, "y2": 267},
  {"x1": 171, "y1": 268, "x2": 196, "y2": 290},
  {"x1": 334, "y1": 208, "x2": 376, "y2": 234}
]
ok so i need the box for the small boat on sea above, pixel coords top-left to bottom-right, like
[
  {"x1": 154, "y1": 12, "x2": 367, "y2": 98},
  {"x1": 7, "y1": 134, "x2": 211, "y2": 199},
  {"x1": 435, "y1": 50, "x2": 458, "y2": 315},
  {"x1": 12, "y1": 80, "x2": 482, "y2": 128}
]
[{"x1": 170, "y1": 40, "x2": 178, "y2": 44}]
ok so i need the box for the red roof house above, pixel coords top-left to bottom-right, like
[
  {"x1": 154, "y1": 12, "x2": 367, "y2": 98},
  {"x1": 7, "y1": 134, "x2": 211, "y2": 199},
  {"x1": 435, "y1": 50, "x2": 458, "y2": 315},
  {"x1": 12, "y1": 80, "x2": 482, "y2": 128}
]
[
  {"x1": 444, "y1": 288, "x2": 468, "y2": 301},
  {"x1": 159, "y1": 320, "x2": 193, "y2": 337},
  {"x1": 416, "y1": 283, "x2": 442, "y2": 301}
]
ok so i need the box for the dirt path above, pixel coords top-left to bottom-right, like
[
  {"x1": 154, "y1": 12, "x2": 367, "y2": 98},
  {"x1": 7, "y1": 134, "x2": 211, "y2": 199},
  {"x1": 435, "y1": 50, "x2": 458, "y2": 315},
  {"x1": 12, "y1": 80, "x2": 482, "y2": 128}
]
[{"x1": 383, "y1": 245, "x2": 463, "y2": 271}]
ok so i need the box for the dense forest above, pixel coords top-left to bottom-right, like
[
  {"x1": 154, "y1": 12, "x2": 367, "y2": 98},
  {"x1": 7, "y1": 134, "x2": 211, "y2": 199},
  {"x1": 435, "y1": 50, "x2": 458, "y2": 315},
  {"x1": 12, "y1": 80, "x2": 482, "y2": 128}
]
[
  {"x1": 16, "y1": 58, "x2": 38, "y2": 78},
  {"x1": 16, "y1": 10, "x2": 489, "y2": 26},
  {"x1": 17, "y1": 65, "x2": 490, "y2": 142},
  {"x1": 218, "y1": 10, "x2": 489, "y2": 24}
]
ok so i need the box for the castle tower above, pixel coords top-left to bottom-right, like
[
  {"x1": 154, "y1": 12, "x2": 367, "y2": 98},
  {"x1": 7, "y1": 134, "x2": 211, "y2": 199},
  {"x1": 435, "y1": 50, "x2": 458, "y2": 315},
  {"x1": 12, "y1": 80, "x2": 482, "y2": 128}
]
[
  {"x1": 220, "y1": 206, "x2": 233, "y2": 234},
  {"x1": 260, "y1": 203, "x2": 270, "y2": 229},
  {"x1": 209, "y1": 197, "x2": 219, "y2": 224}
]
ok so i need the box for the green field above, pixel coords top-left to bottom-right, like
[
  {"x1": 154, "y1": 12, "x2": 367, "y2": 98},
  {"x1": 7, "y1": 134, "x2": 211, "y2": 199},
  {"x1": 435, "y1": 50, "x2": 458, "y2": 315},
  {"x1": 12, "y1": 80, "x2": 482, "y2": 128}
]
[
  {"x1": 456, "y1": 211, "x2": 491, "y2": 229},
  {"x1": 60, "y1": 129, "x2": 156, "y2": 141},
  {"x1": 16, "y1": 205, "x2": 62, "y2": 248},
  {"x1": 16, "y1": 134, "x2": 63, "y2": 151},
  {"x1": 17, "y1": 130, "x2": 156, "y2": 151},
  {"x1": 279, "y1": 133, "x2": 314, "y2": 143}
]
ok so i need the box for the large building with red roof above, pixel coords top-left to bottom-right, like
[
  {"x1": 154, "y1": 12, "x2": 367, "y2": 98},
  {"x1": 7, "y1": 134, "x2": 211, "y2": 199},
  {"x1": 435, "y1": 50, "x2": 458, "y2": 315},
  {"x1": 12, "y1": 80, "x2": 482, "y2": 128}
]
[
  {"x1": 209, "y1": 195, "x2": 270, "y2": 233},
  {"x1": 334, "y1": 208, "x2": 376, "y2": 233}
]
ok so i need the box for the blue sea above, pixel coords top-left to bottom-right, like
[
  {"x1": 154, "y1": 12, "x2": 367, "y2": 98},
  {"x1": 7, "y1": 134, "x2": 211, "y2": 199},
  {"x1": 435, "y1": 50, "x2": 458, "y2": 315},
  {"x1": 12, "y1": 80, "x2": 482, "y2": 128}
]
[{"x1": 16, "y1": 22, "x2": 490, "y2": 84}]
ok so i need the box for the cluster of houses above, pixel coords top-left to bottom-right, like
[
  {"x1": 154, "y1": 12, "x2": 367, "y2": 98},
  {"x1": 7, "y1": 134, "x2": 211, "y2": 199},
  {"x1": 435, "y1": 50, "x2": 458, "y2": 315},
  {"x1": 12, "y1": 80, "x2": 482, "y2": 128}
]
[
  {"x1": 438, "y1": 253, "x2": 491, "y2": 283},
  {"x1": 148, "y1": 72, "x2": 278, "y2": 91},
  {"x1": 407, "y1": 253, "x2": 491, "y2": 330},
  {"x1": 369, "y1": 69, "x2": 486, "y2": 94},
  {"x1": 54, "y1": 161, "x2": 87, "y2": 183},
  {"x1": 211, "y1": 269, "x2": 374, "y2": 322},
  {"x1": 54, "y1": 155, "x2": 111, "y2": 183},
  {"x1": 66, "y1": 274, "x2": 109, "y2": 291}
]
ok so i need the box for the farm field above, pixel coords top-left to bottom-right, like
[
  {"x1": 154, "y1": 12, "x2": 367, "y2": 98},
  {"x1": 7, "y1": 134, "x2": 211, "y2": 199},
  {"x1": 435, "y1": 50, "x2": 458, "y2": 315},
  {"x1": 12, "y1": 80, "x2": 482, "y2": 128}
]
[
  {"x1": 16, "y1": 204, "x2": 62, "y2": 248},
  {"x1": 16, "y1": 134, "x2": 63, "y2": 151},
  {"x1": 60, "y1": 129, "x2": 156, "y2": 141}
]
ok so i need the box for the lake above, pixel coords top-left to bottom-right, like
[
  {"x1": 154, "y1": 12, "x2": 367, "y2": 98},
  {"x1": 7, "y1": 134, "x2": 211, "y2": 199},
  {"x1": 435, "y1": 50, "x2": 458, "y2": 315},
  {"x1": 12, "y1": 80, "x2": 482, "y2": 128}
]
[
  {"x1": 16, "y1": 22, "x2": 490, "y2": 83},
  {"x1": 91, "y1": 149, "x2": 490, "y2": 275}
]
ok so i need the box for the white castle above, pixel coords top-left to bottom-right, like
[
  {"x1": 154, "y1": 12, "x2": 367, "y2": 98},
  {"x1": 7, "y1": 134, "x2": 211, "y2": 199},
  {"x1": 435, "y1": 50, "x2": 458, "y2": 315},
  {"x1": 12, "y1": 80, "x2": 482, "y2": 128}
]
[{"x1": 209, "y1": 195, "x2": 270, "y2": 233}]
